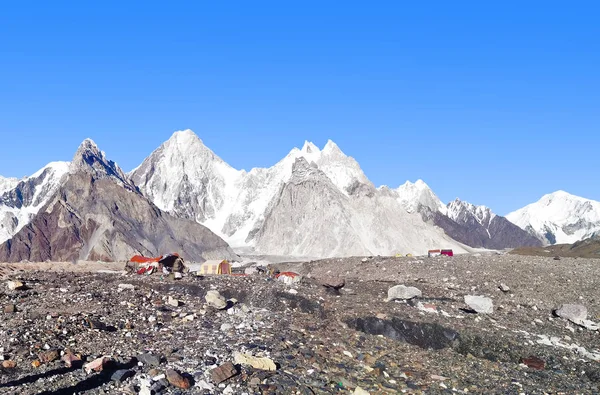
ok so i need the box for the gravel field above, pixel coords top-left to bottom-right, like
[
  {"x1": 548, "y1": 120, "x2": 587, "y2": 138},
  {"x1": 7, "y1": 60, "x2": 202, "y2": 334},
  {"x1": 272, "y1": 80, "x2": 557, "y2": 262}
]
[{"x1": 0, "y1": 254, "x2": 598, "y2": 394}]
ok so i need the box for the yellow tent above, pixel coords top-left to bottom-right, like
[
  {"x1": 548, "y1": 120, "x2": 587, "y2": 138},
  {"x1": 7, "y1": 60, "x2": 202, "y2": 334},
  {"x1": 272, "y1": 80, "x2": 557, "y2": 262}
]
[{"x1": 198, "y1": 260, "x2": 232, "y2": 275}]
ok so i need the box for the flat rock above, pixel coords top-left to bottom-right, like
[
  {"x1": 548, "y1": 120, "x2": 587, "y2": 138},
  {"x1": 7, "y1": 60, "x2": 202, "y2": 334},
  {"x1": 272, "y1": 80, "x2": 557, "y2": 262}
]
[
  {"x1": 211, "y1": 362, "x2": 239, "y2": 383},
  {"x1": 7, "y1": 280, "x2": 25, "y2": 291},
  {"x1": 234, "y1": 352, "x2": 277, "y2": 371},
  {"x1": 4, "y1": 304, "x2": 16, "y2": 314},
  {"x1": 38, "y1": 350, "x2": 60, "y2": 364},
  {"x1": 555, "y1": 304, "x2": 587, "y2": 323},
  {"x1": 386, "y1": 285, "x2": 422, "y2": 301},
  {"x1": 464, "y1": 295, "x2": 494, "y2": 314}
]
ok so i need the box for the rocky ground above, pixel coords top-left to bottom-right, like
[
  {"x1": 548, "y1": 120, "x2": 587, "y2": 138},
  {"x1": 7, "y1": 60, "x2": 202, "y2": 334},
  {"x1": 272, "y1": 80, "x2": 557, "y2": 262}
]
[{"x1": 0, "y1": 253, "x2": 598, "y2": 394}]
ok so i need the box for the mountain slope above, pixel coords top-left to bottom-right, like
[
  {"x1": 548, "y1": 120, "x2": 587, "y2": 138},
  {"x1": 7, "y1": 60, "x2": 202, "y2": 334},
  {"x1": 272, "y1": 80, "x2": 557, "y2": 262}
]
[
  {"x1": 252, "y1": 158, "x2": 468, "y2": 257},
  {"x1": 0, "y1": 140, "x2": 237, "y2": 263},
  {"x1": 444, "y1": 199, "x2": 541, "y2": 249},
  {"x1": 506, "y1": 191, "x2": 600, "y2": 245},
  {"x1": 0, "y1": 162, "x2": 70, "y2": 243}
]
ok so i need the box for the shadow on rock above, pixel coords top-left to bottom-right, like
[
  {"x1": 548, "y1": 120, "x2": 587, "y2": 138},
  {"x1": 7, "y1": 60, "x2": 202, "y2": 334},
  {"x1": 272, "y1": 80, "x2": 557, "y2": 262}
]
[{"x1": 347, "y1": 317, "x2": 459, "y2": 350}]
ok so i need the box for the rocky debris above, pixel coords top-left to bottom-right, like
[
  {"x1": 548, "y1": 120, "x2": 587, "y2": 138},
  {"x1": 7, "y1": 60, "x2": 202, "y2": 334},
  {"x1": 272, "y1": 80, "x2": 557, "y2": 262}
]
[
  {"x1": 234, "y1": 352, "x2": 277, "y2": 371},
  {"x1": 166, "y1": 368, "x2": 191, "y2": 389},
  {"x1": 7, "y1": 280, "x2": 25, "y2": 290},
  {"x1": 499, "y1": 283, "x2": 510, "y2": 293},
  {"x1": 62, "y1": 350, "x2": 82, "y2": 368},
  {"x1": 464, "y1": 295, "x2": 494, "y2": 314},
  {"x1": 354, "y1": 386, "x2": 370, "y2": 395},
  {"x1": 555, "y1": 304, "x2": 599, "y2": 330},
  {"x1": 0, "y1": 255, "x2": 599, "y2": 394},
  {"x1": 211, "y1": 362, "x2": 239, "y2": 384},
  {"x1": 2, "y1": 360, "x2": 16, "y2": 369},
  {"x1": 521, "y1": 356, "x2": 545, "y2": 370},
  {"x1": 137, "y1": 352, "x2": 161, "y2": 367},
  {"x1": 386, "y1": 284, "x2": 422, "y2": 301},
  {"x1": 3, "y1": 304, "x2": 16, "y2": 313},
  {"x1": 38, "y1": 350, "x2": 60, "y2": 364},
  {"x1": 84, "y1": 356, "x2": 111, "y2": 373},
  {"x1": 320, "y1": 276, "x2": 345, "y2": 290},
  {"x1": 167, "y1": 296, "x2": 181, "y2": 307},
  {"x1": 205, "y1": 290, "x2": 228, "y2": 309},
  {"x1": 555, "y1": 304, "x2": 588, "y2": 322},
  {"x1": 118, "y1": 283, "x2": 135, "y2": 291}
]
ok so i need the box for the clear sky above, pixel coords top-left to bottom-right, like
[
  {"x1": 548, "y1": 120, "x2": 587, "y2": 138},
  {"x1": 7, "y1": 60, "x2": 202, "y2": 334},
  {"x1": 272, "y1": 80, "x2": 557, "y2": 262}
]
[{"x1": 1, "y1": 2, "x2": 598, "y2": 215}]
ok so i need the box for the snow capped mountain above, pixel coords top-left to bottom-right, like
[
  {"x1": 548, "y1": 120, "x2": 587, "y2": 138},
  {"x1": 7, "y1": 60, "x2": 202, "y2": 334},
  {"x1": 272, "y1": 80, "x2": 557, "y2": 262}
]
[
  {"x1": 506, "y1": 191, "x2": 600, "y2": 245},
  {"x1": 393, "y1": 180, "x2": 447, "y2": 215},
  {"x1": 130, "y1": 129, "x2": 243, "y2": 225},
  {"x1": 131, "y1": 130, "x2": 375, "y2": 249},
  {"x1": 447, "y1": 198, "x2": 496, "y2": 229},
  {"x1": 0, "y1": 161, "x2": 70, "y2": 243}
]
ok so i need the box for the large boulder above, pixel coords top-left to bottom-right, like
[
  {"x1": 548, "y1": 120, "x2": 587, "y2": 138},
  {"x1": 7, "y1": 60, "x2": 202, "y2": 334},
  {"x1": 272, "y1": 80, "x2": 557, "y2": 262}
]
[
  {"x1": 464, "y1": 295, "x2": 494, "y2": 314},
  {"x1": 386, "y1": 285, "x2": 422, "y2": 302}
]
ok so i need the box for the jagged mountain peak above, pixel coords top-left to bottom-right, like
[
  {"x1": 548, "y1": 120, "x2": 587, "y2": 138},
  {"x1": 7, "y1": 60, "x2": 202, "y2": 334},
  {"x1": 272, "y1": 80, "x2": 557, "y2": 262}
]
[
  {"x1": 71, "y1": 139, "x2": 135, "y2": 190},
  {"x1": 447, "y1": 198, "x2": 495, "y2": 223},
  {"x1": 301, "y1": 141, "x2": 320, "y2": 154}
]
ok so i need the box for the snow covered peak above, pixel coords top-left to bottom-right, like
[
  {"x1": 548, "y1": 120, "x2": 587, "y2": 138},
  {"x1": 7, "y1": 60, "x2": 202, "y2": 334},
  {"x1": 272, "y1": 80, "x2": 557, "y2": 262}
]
[
  {"x1": 506, "y1": 191, "x2": 600, "y2": 245},
  {"x1": 395, "y1": 179, "x2": 446, "y2": 214},
  {"x1": 301, "y1": 141, "x2": 320, "y2": 154},
  {"x1": 447, "y1": 198, "x2": 496, "y2": 224},
  {"x1": 322, "y1": 139, "x2": 344, "y2": 156}
]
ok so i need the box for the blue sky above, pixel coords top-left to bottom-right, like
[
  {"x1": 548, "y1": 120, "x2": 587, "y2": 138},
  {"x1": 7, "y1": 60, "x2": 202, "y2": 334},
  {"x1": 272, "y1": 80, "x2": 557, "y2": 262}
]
[{"x1": 1, "y1": 2, "x2": 598, "y2": 215}]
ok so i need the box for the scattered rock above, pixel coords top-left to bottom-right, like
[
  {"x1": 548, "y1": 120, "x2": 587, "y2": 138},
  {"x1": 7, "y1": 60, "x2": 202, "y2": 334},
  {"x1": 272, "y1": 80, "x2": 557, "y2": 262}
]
[
  {"x1": 234, "y1": 352, "x2": 277, "y2": 371},
  {"x1": 321, "y1": 276, "x2": 345, "y2": 290},
  {"x1": 354, "y1": 387, "x2": 370, "y2": 395},
  {"x1": 2, "y1": 360, "x2": 16, "y2": 369},
  {"x1": 38, "y1": 350, "x2": 60, "y2": 364},
  {"x1": 205, "y1": 290, "x2": 228, "y2": 310},
  {"x1": 84, "y1": 356, "x2": 111, "y2": 374},
  {"x1": 555, "y1": 304, "x2": 587, "y2": 323},
  {"x1": 521, "y1": 356, "x2": 545, "y2": 370},
  {"x1": 386, "y1": 285, "x2": 422, "y2": 301},
  {"x1": 117, "y1": 283, "x2": 135, "y2": 291},
  {"x1": 167, "y1": 296, "x2": 181, "y2": 307},
  {"x1": 211, "y1": 362, "x2": 239, "y2": 383},
  {"x1": 166, "y1": 368, "x2": 191, "y2": 389},
  {"x1": 137, "y1": 353, "x2": 161, "y2": 367},
  {"x1": 4, "y1": 304, "x2": 16, "y2": 314},
  {"x1": 31, "y1": 360, "x2": 41, "y2": 368},
  {"x1": 7, "y1": 280, "x2": 25, "y2": 291},
  {"x1": 499, "y1": 283, "x2": 510, "y2": 293},
  {"x1": 554, "y1": 256, "x2": 561, "y2": 261},
  {"x1": 62, "y1": 351, "x2": 82, "y2": 368},
  {"x1": 464, "y1": 295, "x2": 494, "y2": 314}
]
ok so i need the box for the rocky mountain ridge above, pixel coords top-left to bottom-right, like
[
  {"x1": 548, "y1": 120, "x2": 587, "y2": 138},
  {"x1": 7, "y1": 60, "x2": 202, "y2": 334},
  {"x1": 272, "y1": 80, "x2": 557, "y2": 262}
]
[{"x1": 0, "y1": 139, "x2": 238, "y2": 263}]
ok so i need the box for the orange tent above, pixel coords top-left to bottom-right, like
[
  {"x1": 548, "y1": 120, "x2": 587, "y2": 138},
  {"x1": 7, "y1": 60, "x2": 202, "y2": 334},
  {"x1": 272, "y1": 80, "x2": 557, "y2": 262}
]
[{"x1": 129, "y1": 255, "x2": 163, "y2": 264}]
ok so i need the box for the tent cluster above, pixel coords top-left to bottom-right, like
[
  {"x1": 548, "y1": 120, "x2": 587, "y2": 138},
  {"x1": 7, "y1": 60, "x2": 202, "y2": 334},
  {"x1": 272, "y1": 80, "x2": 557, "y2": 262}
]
[{"x1": 126, "y1": 253, "x2": 233, "y2": 277}]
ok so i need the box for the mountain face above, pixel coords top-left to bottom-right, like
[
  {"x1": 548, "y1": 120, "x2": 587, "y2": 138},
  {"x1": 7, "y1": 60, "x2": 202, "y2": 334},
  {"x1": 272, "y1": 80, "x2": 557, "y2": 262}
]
[
  {"x1": 0, "y1": 162, "x2": 70, "y2": 243},
  {"x1": 444, "y1": 199, "x2": 542, "y2": 249},
  {"x1": 130, "y1": 130, "x2": 467, "y2": 257},
  {"x1": 252, "y1": 158, "x2": 467, "y2": 257},
  {"x1": 0, "y1": 140, "x2": 237, "y2": 263},
  {"x1": 130, "y1": 130, "x2": 376, "y2": 250},
  {"x1": 506, "y1": 191, "x2": 600, "y2": 245}
]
